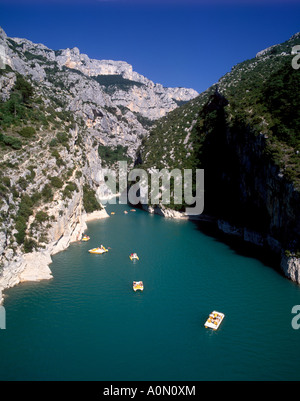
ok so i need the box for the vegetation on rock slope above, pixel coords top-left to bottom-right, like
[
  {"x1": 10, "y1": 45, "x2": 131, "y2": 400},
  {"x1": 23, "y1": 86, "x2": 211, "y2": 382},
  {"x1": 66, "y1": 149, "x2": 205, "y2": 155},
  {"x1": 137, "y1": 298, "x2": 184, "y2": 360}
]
[
  {"x1": 137, "y1": 33, "x2": 300, "y2": 253},
  {"x1": 139, "y1": 33, "x2": 300, "y2": 190},
  {"x1": 0, "y1": 70, "x2": 99, "y2": 257}
]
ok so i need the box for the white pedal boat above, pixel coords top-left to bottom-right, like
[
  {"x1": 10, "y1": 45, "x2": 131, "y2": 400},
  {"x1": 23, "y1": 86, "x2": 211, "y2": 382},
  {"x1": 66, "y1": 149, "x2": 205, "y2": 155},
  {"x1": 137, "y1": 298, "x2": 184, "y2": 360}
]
[{"x1": 204, "y1": 311, "x2": 225, "y2": 330}]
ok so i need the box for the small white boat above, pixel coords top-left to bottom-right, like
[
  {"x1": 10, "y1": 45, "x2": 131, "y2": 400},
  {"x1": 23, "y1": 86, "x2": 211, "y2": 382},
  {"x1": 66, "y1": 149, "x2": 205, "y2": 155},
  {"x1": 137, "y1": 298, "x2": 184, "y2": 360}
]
[
  {"x1": 204, "y1": 311, "x2": 225, "y2": 330},
  {"x1": 133, "y1": 281, "x2": 144, "y2": 291},
  {"x1": 129, "y1": 253, "x2": 139, "y2": 261},
  {"x1": 88, "y1": 245, "x2": 108, "y2": 254}
]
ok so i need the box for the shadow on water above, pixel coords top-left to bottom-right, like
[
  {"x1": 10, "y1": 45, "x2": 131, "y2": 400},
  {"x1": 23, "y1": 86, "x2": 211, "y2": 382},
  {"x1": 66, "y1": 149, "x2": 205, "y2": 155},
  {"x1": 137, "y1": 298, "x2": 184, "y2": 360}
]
[
  {"x1": 130, "y1": 201, "x2": 295, "y2": 285},
  {"x1": 131, "y1": 201, "x2": 284, "y2": 276},
  {"x1": 188, "y1": 218, "x2": 287, "y2": 281}
]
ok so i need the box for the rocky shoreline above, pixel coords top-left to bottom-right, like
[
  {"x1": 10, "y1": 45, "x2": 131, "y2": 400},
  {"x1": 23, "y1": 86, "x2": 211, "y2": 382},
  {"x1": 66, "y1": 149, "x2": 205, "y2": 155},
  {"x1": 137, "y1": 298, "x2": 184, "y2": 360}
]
[
  {"x1": 0, "y1": 208, "x2": 109, "y2": 305},
  {"x1": 1, "y1": 200, "x2": 299, "y2": 306}
]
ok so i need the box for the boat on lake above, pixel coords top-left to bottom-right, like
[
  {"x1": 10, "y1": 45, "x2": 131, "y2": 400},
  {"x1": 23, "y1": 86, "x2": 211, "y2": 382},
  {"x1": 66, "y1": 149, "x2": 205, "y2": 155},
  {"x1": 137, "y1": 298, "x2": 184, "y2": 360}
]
[
  {"x1": 88, "y1": 245, "x2": 108, "y2": 254},
  {"x1": 129, "y1": 253, "x2": 139, "y2": 261},
  {"x1": 204, "y1": 311, "x2": 225, "y2": 330},
  {"x1": 133, "y1": 281, "x2": 143, "y2": 291}
]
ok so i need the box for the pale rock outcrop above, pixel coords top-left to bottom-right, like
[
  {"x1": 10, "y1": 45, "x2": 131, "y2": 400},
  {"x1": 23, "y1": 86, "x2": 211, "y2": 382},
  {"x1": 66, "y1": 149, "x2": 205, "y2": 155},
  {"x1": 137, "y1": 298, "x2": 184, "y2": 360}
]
[
  {"x1": 142, "y1": 204, "x2": 187, "y2": 219},
  {"x1": 0, "y1": 179, "x2": 110, "y2": 304},
  {"x1": 18, "y1": 207, "x2": 109, "y2": 283},
  {"x1": 281, "y1": 254, "x2": 300, "y2": 284},
  {"x1": 19, "y1": 251, "x2": 53, "y2": 282},
  {"x1": 0, "y1": 72, "x2": 16, "y2": 101},
  {"x1": 1, "y1": 31, "x2": 198, "y2": 122},
  {"x1": 83, "y1": 209, "x2": 109, "y2": 222},
  {"x1": 55, "y1": 47, "x2": 198, "y2": 119},
  {"x1": 0, "y1": 25, "x2": 198, "y2": 163}
]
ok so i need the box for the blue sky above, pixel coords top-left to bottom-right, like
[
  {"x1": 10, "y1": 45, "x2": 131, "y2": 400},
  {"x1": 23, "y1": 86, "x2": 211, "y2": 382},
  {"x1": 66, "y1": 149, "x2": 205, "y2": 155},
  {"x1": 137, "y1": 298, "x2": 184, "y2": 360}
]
[{"x1": 0, "y1": 0, "x2": 299, "y2": 93}]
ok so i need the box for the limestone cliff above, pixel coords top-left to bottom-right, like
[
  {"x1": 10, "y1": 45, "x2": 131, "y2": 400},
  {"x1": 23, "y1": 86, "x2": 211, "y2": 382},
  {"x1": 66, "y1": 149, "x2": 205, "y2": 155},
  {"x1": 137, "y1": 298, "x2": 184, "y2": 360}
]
[
  {"x1": 137, "y1": 32, "x2": 300, "y2": 284},
  {"x1": 55, "y1": 46, "x2": 198, "y2": 119},
  {"x1": 0, "y1": 25, "x2": 198, "y2": 301}
]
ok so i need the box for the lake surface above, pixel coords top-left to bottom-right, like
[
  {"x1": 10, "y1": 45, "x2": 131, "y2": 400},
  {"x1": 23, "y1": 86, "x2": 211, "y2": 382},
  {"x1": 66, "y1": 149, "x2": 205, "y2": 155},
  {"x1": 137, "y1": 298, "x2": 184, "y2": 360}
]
[{"x1": 1, "y1": 202, "x2": 300, "y2": 381}]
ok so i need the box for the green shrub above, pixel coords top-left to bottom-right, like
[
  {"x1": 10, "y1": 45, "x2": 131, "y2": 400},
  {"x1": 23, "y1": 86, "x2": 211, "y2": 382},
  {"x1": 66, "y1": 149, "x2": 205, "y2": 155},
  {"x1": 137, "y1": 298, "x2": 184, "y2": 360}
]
[
  {"x1": 2, "y1": 177, "x2": 11, "y2": 187},
  {"x1": 14, "y1": 194, "x2": 34, "y2": 244},
  {"x1": 14, "y1": 75, "x2": 34, "y2": 103},
  {"x1": 49, "y1": 138, "x2": 58, "y2": 147},
  {"x1": 41, "y1": 184, "x2": 53, "y2": 202},
  {"x1": 35, "y1": 211, "x2": 49, "y2": 223},
  {"x1": 11, "y1": 185, "x2": 19, "y2": 199},
  {"x1": 49, "y1": 176, "x2": 63, "y2": 189},
  {"x1": 19, "y1": 126, "x2": 36, "y2": 138},
  {"x1": 98, "y1": 144, "x2": 129, "y2": 165},
  {"x1": 0, "y1": 183, "x2": 8, "y2": 197},
  {"x1": 23, "y1": 237, "x2": 38, "y2": 253},
  {"x1": 15, "y1": 216, "x2": 27, "y2": 244},
  {"x1": 51, "y1": 149, "x2": 65, "y2": 167},
  {"x1": 62, "y1": 182, "x2": 78, "y2": 199},
  {"x1": 0, "y1": 133, "x2": 22, "y2": 150},
  {"x1": 56, "y1": 131, "x2": 69, "y2": 147},
  {"x1": 83, "y1": 184, "x2": 101, "y2": 213},
  {"x1": 17, "y1": 176, "x2": 28, "y2": 190},
  {"x1": 93, "y1": 74, "x2": 144, "y2": 93},
  {"x1": 65, "y1": 182, "x2": 78, "y2": 192},
  {"x1": 51, "y1": 149, "x2": 60, "y2": 159},
  {"x1": 18, "y1": 195, "x2": 33, "y2": 219},
  {"x1": 31, "y1": 191, "x2": 42, "y2": 204}
]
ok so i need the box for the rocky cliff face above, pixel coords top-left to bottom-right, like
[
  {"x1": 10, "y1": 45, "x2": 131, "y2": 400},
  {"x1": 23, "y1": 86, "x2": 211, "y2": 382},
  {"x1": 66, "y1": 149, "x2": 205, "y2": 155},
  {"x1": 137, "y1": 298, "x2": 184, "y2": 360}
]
[
  {"x1": 196, "y1": 91, "x2": 300, "y2": 250},
  {"x1": 0, "y1": 26, "x2": 198, "y2": 301},
  {"x1": 1, "y1": 27, "x2": 198, "y2": 121},
  {"x1": 0, "y1": 25, "x2": 198, "y2": 160},
  {"x1": 137, "y1": 31, "x2": 300, "y2": 284},
  {"x1": 54, "y1": 46, "x2": 198, "y2": 120}
]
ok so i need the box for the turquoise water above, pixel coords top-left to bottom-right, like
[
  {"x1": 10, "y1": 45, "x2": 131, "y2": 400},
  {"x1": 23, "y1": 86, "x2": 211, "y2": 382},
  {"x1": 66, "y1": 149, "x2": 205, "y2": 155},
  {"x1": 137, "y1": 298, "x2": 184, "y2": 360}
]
[{"x1": 1, "y1": 202, "x2": 300, "y2": 381}]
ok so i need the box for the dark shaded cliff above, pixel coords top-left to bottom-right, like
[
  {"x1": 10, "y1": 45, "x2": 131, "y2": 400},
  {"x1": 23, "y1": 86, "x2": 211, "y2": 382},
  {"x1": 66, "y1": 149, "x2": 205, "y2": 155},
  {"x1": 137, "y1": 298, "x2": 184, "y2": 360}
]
[
  {"x1": 194, "y1": 90, "x2": 300, "y2": 255},
  {"x1": 137, "y1": 32, "x2": 300, "y2": 280}
]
